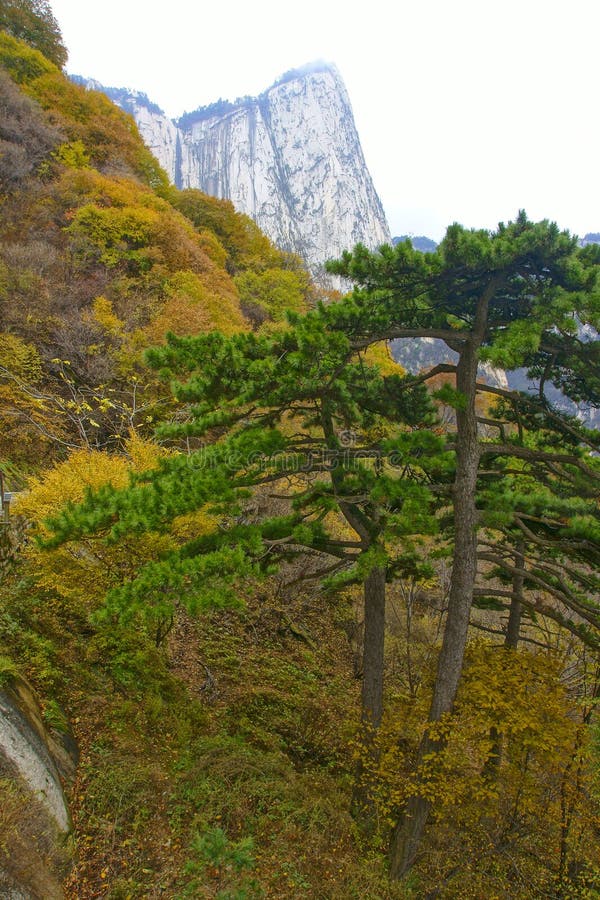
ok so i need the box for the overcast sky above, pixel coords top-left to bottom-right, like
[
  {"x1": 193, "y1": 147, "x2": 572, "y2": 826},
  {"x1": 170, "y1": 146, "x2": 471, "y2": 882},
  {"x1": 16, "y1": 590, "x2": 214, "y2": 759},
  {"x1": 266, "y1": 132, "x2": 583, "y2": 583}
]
[{"x1": 50, "y1": 0, "x2": 599, "y2": 242}]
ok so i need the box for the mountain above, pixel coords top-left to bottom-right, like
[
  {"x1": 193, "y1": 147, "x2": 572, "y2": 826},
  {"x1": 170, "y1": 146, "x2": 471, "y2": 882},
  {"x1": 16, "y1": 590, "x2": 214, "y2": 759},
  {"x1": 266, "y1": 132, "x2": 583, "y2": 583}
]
[
  {"x1": 393, "y1": 234, "x2": 438, "y2": 252},
  {"x1": 581, "y1": 232, "x2": 600, "y2": 246},
  {"x1": 0, "y1": 38, "x2": 314, "y2": 469},
  {"x1": 72, "y1": 63, "x2": 391, "y2": 285}
]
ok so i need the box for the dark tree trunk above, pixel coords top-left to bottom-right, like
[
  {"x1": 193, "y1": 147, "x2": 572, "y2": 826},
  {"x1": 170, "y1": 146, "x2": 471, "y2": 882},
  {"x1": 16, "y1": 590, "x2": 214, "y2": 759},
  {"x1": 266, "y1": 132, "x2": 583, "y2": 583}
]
[
  {"x1": 389, "y1": 292, "x2": 491, "y2": 878},
  {"x1": 321, "y1": 403, "x2": 388, "y2": 829},
  {"x1": 352, "y1": 565, "x2": 387, "y2": 828},
  {"x1": 486, "y1": 539, "x2": 526, "y2": 775},
  {"x1": 505, "y1": 540, "x2": 525, "y2": 651},
  {"x1": 362, "y1": 565, "x2": 387, "y2": 730}
]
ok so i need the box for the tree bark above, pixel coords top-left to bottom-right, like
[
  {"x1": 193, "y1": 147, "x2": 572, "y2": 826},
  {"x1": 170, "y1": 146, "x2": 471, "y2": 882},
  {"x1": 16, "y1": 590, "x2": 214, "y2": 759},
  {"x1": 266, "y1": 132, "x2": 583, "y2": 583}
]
[
  {"x1": 484, "y1": 540, "x2": 526, "y2": 777},
  {"x1": 361, "y1": 564, "x2": 387, "y2": 730},
  {"x1": 389, "y1": 283, "x2": 494, "y2": 878},
  {"x1": 320, "y1": 403, "x2": 389, "y2": 828},
  {"x1": 353, "y1": 565, "x2": 387, "y2": 827},
  {"x1": 505, "y1": 540, "x2": 525, "y2": 650}
]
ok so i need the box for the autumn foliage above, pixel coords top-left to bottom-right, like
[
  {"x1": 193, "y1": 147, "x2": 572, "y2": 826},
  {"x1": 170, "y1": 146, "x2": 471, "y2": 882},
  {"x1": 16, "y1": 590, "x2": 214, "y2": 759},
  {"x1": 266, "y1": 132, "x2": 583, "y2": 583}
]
[
  {"x1": 0, "y1": 34, "x2": 312, "y2": 467},
  {"x1": 2, "y1": 12, "x2": 600, "y2": 900}
]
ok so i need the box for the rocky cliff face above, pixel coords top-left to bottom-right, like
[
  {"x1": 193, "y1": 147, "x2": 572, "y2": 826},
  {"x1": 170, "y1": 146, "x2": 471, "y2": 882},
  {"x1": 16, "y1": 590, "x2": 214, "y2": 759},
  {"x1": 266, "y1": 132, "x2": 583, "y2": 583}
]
[
  {"x1": 0, "y1": 673, "x2": 77, "y2": 898},
  {"x1": 74, "y1": 64, "x2": 391, "y2": 284},
  {"x1": 72, "y1": 78, "x2": 182, "y2": 181}
]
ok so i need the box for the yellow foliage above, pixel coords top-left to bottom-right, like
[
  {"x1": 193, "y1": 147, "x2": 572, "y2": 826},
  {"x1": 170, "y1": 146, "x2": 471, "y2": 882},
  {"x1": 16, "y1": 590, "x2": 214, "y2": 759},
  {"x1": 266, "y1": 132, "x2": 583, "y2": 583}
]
[
  {"x1": 0, "y1": 334, "x2": 66, "y2": 463},
  {"x1": 14, "y1": 435, "x2": 173, "y2": 606},
  {"x1": 234, "y1": 267, "x2": 309, "y2": 320},
  {"x1": 170, "y1": 508, "x2": 219, "y2": 541},
  {"x1": 0, "y1": 32, "x2": 55, "y2": 84},
  {"x1": 458, "y1": 642, "x2": 573, "y2": 746},
  {"x1": 52, "y1": 140, "x2": 90, "y2": 170},
  {"x1": 16, "y1": 449, "x2": 127, "y2": 524},
  {"x1": 124, "y1": 430, "x2": 170, "y2": 472},
  {"x1": 170, "y1": 189, "x2": 285, "y2": 272},
  {"x1": 0, "y1": 384, "x2": 58, "y2": 464},
  {"x1": 195, "y1": 228, "x2": 228, "y2": 269},
  {"x1": 16, "y1": 433, "x2": 166, "y2": 523},
  {"x1": 197, "y1": 268, "x2": 249, "y2": 333},
  {"x1": 403, "y1": 644, "x2": 579, "y2": 813},
  {"x1": 322, "y1": 509, "x2": 361, "y2": 543},
  {"x1": 0, "y1": 333, "x2": 43, "y2": 381},
  {"x1": 143, "y1": 270, "x2": 247, "y2": 344},
  {"x1": 57, "y1": 170, "x2": 214, "y2": 278},
  {"x1": 16, "y1": 65, "x2": 168, "y2": 189},
  {"x1": 56, "y1": 167, "x2": 160, "y2": 211},
  {"x1": 89, "y1": 296, "x2": 124, "y2": 336},
  {"x1": 13, "y1": 435, "x2": 220, "y2": 610},
  {"x1": 359, "y1": 639, "x2": 600, "y2": 894},
  {"x1": 360, "y1": 342, "x2": 405, "y2": 376}
]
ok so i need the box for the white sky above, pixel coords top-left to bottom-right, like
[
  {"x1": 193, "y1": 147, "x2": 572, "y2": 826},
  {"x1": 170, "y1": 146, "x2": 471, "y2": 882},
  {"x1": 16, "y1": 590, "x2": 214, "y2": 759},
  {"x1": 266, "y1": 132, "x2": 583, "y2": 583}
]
[{"x1": 50, "y1": 0, "x2": 600, "y2": 242}]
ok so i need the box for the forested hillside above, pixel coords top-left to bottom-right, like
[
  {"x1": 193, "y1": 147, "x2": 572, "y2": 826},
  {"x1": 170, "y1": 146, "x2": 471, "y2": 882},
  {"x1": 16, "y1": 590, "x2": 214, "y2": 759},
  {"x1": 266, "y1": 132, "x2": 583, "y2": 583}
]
[
  {"x1": 2, "y1": 4, "x2": 600, "y2": 899},
  {"x1": 0, "y1": 17, "x2": 313, "y2": 469}
]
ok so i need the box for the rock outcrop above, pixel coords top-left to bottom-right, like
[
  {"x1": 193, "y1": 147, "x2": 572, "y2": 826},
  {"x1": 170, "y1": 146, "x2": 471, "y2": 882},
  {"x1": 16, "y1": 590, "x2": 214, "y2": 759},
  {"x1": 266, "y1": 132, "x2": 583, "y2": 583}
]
[{"x1": 0, "y1": 673, "x2": 77, "y2": 899}]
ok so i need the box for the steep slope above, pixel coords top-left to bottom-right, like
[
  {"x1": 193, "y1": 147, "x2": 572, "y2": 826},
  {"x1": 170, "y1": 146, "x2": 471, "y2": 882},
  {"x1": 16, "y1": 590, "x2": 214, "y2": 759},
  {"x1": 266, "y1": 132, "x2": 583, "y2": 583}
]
[
  {"x1": 0, "y1": 33, "x2": 311, "y2": 469},
  {"x1": 74, "y1": 64, "x2": 391, "y2": 284}
]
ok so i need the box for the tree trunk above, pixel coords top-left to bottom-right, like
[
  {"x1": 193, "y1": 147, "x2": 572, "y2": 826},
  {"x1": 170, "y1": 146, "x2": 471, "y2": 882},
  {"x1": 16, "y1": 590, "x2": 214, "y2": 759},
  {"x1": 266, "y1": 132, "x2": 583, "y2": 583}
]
[
  {"x1": 389, "y1": 329, "x2": 483, "y2": 879},
  {"x1": 486, "y1": 540, "x2": 526, "y2": 775},
  {"x1": 352, "y1": 565, "x2": 387, "y2": 828},
  {"x1": 320, "y1": 404, "x2": 388, "y2": 828},
  {"x1": 505, "y1": 539, "x2": 525, "y2": 650},
  {"x1": 361, "y1": 565, "x2": 387, "y2": 730}
]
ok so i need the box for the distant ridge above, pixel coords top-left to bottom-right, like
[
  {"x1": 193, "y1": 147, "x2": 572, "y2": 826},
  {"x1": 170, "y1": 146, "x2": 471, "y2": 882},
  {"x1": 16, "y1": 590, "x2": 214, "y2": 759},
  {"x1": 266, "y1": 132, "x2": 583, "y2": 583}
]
[
  {"x1": 581, "y1": 232, "x2": 600, "y2": 246},
  {"x1": 393, "y1": 235, "x2": 438, "y2": 252}
]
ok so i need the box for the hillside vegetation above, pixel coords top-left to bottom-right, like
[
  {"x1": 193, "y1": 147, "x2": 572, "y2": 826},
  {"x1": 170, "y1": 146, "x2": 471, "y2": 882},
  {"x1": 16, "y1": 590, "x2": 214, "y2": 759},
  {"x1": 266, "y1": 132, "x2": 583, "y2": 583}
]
[
  {"x1": 0, "y1": 28, "x2": 312, "y2": 469},
  {"x1": 2, "y1": 7, "x2": 600, "y2": 900}
]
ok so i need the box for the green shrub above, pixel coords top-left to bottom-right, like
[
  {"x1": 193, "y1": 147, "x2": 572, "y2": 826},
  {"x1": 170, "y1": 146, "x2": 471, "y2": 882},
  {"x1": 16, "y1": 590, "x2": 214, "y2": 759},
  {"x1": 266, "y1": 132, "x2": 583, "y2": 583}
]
[
  {"x1": 0, "y1": 653, "x2": 18, "y2": 686},
  {"x1": 179, "y1": 826, "x2": 263, "y2": 899}
]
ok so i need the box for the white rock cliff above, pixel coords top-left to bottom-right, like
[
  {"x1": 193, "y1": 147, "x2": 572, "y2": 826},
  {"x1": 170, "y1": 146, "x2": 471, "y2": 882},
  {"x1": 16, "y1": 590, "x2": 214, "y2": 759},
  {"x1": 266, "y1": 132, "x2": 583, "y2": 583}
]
[{"x1": 75, "y1": 64, "x2": 391, "y2": 284}]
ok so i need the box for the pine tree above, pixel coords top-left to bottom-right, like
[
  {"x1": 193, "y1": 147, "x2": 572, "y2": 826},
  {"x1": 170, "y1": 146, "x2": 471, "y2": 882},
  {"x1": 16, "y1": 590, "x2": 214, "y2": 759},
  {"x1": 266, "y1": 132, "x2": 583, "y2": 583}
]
[
  {"x1": 326, "y1": 212, "x2": 600, "y2": 877},
  {"x1": 39, "y1": 213, "x2": 600, "y2": 874},
  {"x1": 40, "y1": 307, "x2": 446, "y2": 821}
]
